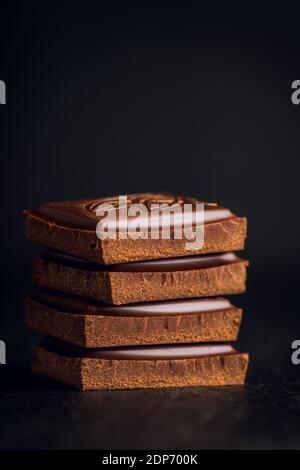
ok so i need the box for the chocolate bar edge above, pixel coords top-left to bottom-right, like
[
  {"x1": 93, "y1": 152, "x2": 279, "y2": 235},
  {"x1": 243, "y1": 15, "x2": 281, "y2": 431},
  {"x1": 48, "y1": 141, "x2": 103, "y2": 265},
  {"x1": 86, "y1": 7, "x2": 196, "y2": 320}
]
[
  {"x1": 25, "y1": 296, "x2": 243, "y2": 347},
  {"x1": 24, "y1": 209, "x2": 247, "y2": 265},
  {"x1": 31, "y1": 255, "x2": 248, "y2": 304},
  {"x1": 31, "y1": 342, "x2": 249, "y2": 390}
]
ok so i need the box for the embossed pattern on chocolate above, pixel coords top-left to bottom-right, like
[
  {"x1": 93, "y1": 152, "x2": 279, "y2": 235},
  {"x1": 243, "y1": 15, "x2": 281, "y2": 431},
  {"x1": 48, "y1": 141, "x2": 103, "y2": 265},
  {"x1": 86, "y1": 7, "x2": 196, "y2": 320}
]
[{"x1": 27, "y1": 193, "x2": 234, "y2": 229}]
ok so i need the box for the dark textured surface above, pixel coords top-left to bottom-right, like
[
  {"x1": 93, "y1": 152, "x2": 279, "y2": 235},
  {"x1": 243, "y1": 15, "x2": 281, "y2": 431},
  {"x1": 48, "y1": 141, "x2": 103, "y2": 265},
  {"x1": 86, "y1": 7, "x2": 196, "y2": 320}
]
[{"x1": 1, "y1": 274, "x2": 300, "y2": 450}]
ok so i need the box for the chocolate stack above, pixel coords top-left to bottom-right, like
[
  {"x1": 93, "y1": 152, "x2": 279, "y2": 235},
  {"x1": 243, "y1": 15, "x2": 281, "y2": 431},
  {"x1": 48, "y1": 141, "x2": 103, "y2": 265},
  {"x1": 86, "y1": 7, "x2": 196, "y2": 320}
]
[{"x1": 23, "y1": 193, "x2": 249, "y2": 390}]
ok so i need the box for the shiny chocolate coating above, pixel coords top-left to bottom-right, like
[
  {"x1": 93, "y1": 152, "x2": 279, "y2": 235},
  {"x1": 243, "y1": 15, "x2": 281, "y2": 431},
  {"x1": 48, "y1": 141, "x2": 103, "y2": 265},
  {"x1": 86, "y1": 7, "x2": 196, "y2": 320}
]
[
  {"x1": 43, "y1": 251, "x2": 242, "y2": 273},
  {"x1": 32, "y1": 193, "x2": 235, "y2": 230},
  {"x1": 43, "y1": 337, "x2": 237, "y2": 360},
  {"x1": 35, "y1": 291, "x2": 235, "y2": 317}
]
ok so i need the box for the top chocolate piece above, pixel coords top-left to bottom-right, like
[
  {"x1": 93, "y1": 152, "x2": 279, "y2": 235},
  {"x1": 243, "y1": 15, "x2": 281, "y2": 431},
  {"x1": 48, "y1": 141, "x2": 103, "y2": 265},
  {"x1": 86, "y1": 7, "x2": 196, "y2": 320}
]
[
  {"x1": 28, "y1": 194, "x2": 234, "y2": 229},
  {"x1": 23, "y1": 192, "x2": 247, "y2": 264}
]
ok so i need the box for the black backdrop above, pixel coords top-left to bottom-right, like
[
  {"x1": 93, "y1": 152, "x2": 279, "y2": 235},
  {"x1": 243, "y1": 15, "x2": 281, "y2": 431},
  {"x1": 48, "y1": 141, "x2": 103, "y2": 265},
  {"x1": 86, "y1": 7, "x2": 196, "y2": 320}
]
[{"x1": 1, "y1": 2, "x2": 300, "y2": 449}]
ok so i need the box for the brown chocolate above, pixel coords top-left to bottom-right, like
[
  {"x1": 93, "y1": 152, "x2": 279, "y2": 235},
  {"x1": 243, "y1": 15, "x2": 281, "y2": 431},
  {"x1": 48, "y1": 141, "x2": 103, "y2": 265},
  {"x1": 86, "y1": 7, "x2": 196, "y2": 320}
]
[
  {"x1": 41, "y1": 337, "x2": 238, "y2": 359},
  {"x1": 31, "y1": 339, "x2": 249, "y2": 390},
  {"x1": 29, "y1": 194, "x2": 234, "y2": 230},
  {"x1": 23, "y1": 193, "x2": 247, "y2": 264},
  {"x1": 32, "y1": 252, "x2": 249, "y2": 304},
  {"x1": 31, "y1": 291, "x2": 234, "y2": 316},
  {"x1": 25, "y1": 293, "x2": 242, "y2": 347},
  {"x1": 43, "y1": 250, "x2": 241, "y2": 272}
]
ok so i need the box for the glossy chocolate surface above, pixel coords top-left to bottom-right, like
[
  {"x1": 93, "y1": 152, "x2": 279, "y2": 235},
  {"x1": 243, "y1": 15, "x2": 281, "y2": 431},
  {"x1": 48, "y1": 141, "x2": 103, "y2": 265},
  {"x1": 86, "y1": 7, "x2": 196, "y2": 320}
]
[
  {"x1": 43, "y1": 337, "x2": 238, "y2": 360},
  {"x1": 34, "y1": 291, "x2": 235, "y2": 317},
  {"x1": 42, "y1": 251, "x2": 242, "y2": 273},
  {"x1": 29, "y1": 193, "x2": 235, "y2": 230}
]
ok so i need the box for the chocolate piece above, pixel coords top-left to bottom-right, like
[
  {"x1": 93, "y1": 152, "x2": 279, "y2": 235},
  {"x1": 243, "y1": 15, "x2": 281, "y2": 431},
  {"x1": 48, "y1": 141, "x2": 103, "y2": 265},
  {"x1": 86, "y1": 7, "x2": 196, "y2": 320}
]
[
  {"x1": 31, "y1": 339, "x2": 249, "y2": 390},
  {"x1": 23, "y1": 193, "x2": 247, "y2": 264},
  {"x1": 32, "y1": 251, "x2": 249, "y2": 304},
  {"x1": 25, "y1": 293, "x2": 242, "y2": 347},
  {"x1": 32, "y1": 195, "x2": 233, "y2": 229}
]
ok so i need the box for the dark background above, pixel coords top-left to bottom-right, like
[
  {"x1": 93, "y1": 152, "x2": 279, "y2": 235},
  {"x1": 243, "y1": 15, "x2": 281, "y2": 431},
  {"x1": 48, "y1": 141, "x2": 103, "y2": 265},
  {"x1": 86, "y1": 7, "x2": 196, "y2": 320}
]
[{"x1": 0, "y1": 2, "x2": 300, "y2": 450}]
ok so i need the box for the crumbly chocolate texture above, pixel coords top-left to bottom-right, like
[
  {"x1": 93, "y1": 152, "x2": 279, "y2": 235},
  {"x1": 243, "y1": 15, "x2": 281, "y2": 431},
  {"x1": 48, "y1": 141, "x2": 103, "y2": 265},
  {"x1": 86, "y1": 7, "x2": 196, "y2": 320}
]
[
  {"x1": 32, "y1": 253, "x2": 248, "y2": 305},
  {"x1": 25, "y1": 296, "x2": 243, "y2": 347},
  {"x1": 31, "y1": 343, "x2": 249, "y2": 390},
  {"x1": 23, "y1": 193, "x2": 247, "y2": 264}
]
